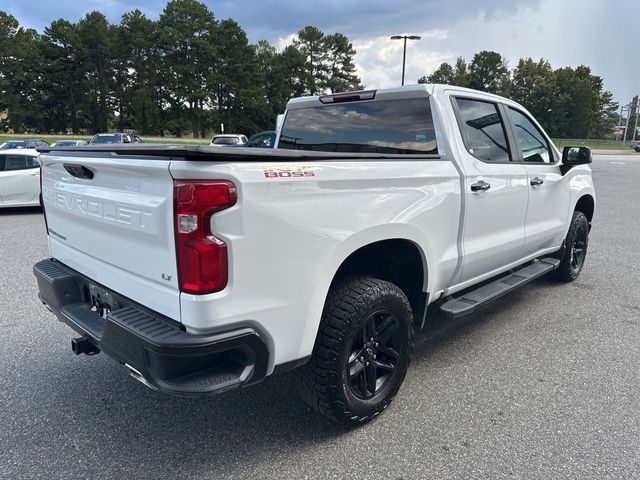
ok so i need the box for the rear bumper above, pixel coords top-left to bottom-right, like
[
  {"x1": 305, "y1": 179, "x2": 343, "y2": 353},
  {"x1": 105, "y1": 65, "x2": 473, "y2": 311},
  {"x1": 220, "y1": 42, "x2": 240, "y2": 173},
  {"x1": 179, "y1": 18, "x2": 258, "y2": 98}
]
[{"x1": 33, "y1": 258, "x2": 269, "y2": 397}]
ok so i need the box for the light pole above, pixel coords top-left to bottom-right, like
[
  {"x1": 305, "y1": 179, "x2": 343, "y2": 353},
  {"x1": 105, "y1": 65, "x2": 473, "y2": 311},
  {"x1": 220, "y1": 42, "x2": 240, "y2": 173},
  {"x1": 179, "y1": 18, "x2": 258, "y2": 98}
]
[{"x1": 390, "y1": 35, "x2": 421, "y2": 86}]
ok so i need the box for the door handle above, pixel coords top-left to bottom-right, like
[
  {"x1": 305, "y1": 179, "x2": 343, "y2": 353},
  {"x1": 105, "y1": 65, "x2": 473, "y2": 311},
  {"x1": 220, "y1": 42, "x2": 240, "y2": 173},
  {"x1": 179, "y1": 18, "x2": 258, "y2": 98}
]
[
  {"x1": 530, "y1": 177, "x2": 544, "y2": 186},
  {"x1": 470, "y1": 180, "x2": 491, "y2": 192}
]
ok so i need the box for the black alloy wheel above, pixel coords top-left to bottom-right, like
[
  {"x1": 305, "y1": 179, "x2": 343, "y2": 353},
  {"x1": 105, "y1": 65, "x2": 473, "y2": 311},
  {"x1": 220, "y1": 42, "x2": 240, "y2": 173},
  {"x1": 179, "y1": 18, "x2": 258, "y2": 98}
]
[
  {"x1": 570, "y1": 222, "x2": 587, "y2": 272},
  {"x1": 347, "y1": 310, "x2": 403, "y2": 400}
]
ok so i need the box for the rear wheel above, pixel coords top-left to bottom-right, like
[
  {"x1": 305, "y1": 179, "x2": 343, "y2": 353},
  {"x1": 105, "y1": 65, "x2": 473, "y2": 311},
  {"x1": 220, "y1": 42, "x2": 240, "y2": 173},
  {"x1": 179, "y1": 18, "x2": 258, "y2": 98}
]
[
  {"x1": 551, "y1": 211, "x2": 589, "y2": 282},
  {"x1": 299, "y1": 276, "x2": 413, "y2": 425}
]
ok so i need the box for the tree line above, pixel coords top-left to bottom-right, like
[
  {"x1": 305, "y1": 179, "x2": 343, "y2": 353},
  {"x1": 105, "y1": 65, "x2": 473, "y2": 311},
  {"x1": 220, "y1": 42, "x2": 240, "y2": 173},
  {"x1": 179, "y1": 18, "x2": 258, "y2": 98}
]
[
  {"x1": 1, "y1": 1, "x2": 620, "y2": 139},
  {"x1": 0, "y1": 0, "x2": 361, "y2": 137},
  {"x1": 419, "y1": 51, "x2": 619, "y2": 139}
]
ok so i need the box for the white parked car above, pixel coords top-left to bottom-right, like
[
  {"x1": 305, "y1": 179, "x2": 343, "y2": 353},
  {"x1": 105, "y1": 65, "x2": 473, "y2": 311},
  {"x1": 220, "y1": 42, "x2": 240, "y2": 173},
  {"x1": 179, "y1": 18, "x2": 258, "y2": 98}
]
[
  {"x1": 0, "y1": 149, "x2": 41, "y2": 208},
  {"x1": 209, "y1": 134, "x2": 248, "y2": 147},
  {"x1": 34, "y1": 84, "x2": 595, "y2": 424}
]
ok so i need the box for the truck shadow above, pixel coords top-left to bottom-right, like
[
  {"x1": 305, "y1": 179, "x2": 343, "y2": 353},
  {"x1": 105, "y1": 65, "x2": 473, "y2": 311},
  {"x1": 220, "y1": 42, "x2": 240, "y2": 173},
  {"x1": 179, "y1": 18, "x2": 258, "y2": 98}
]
[
  {"x1": 414, "y1": 276, "x2": 559, "y2": 359},
  {"x1": 0, "y1": 206, "x2": 42, "y2": 215}
]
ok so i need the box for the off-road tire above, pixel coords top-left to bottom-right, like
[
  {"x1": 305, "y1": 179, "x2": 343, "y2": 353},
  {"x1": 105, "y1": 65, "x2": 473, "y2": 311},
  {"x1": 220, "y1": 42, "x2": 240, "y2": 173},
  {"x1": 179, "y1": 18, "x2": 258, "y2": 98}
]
[
  {"x1": 551, "y1": 211, "x2": 589, "y2": 282},
  {"x1": 299, "y1": 276, "x2": 413, "y2": 425}
]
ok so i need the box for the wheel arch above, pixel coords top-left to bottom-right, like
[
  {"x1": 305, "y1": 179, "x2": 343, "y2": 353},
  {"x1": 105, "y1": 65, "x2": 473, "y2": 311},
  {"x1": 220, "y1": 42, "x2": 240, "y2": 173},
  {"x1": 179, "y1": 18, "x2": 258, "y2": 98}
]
[
  {"x1": 574, "y1": 194, "x2": 595, "y2": 229},
  {"x1": 297, "y1": 225, "x2": 433, "y2": 360}
]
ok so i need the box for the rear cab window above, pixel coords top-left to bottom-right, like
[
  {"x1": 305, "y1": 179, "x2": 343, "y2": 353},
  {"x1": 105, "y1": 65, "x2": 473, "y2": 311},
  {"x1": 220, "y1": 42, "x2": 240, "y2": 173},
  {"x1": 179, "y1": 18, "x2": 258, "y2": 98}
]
[{"x1": 279, "y1": 98, "x2": 438, "y2": 154}]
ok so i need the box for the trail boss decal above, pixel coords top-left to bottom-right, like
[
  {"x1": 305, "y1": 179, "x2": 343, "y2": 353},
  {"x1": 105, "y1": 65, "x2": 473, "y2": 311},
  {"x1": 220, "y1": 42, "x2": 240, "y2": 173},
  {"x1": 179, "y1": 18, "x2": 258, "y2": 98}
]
[{"x1": 263, "y1": 166, "x2": 317, "y2": 178}]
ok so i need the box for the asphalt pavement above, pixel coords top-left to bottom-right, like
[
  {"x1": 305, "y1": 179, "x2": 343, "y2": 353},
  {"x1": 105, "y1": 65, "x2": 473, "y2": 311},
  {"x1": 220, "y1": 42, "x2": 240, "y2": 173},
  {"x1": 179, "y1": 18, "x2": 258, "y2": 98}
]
[{"x1": 1, "y1": 155, "x2": 639, "y2": 479}]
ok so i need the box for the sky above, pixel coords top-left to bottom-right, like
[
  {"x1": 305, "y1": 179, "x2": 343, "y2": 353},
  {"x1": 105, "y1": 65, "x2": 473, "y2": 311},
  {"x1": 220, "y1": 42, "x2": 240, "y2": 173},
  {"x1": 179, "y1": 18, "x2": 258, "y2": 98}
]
[{"x1": 1, "y1": 0, "x2": 637, "y2": 106}]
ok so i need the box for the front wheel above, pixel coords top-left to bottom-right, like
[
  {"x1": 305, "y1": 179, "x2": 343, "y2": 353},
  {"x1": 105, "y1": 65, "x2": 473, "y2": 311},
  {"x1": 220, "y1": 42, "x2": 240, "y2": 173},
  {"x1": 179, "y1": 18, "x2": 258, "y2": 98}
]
[
  {"x1": 551, "y1": 211, "x2": 589, "y2": 282},
  {"x1": 298, "y1": 276, "x2": 413, "y2": 425}
]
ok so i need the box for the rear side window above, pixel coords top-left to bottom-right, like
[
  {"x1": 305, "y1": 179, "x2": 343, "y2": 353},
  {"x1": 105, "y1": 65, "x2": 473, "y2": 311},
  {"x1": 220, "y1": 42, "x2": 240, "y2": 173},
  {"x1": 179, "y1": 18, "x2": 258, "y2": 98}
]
[
  {"x1": 279, "y1": 98, "x2": 438, "y2": 154},
  {"x1": 507, "y1": 108, "x2": 552, "y2": 163},
  {"x1": 4, "y1": 155, "x2": 39, "y2": 171},
  {"x1": 212, "y1": 137, "x2": 239, "y2": 145},
  {"x1": 454, "y1": 98, "x2": 511, "y2": 163}
]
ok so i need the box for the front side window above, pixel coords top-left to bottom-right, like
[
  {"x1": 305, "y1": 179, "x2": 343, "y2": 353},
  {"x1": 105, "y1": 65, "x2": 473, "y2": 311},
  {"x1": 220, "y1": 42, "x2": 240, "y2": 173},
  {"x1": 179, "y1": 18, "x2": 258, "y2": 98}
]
[
  {"x1": 507, "y1": 108, "x2": 552, "y2": 163},
  {"x1": 279, "y1": 98, "x2": 438, "y2": 154},
  {"x1": 455, "y1": 98, "x2": 511, "y2": 163}
]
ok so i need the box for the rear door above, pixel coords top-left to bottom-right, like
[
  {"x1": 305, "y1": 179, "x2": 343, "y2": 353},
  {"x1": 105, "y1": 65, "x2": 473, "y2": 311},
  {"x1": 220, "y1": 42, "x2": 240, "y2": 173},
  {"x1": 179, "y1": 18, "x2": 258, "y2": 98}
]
[
  {"x1": 0, "y1": 154, "x2": 40, "y2": 205},
  {"x1": 40, "y1": 154, "x2": 181, "y2": 320},
  {"x1": 449, "y1": 95, "x2": 529, "y2": 282},
  {"x1": 505, "y1": 107, "x2": 570, "y2": 255}
]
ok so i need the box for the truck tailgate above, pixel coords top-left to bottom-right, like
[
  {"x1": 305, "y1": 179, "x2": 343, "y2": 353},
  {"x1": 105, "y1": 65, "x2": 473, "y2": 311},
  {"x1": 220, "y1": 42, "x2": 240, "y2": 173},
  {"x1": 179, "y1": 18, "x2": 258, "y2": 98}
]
[{"x1": 40, "y1": 154, "x2": 181, "y2": 321}]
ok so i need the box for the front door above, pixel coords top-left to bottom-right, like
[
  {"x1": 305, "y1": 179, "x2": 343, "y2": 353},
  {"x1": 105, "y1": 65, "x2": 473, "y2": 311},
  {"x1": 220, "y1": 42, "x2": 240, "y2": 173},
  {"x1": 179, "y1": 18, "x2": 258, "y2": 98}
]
[{"x1": 505, "y1": 107, "x2": 570, "y2": 255}]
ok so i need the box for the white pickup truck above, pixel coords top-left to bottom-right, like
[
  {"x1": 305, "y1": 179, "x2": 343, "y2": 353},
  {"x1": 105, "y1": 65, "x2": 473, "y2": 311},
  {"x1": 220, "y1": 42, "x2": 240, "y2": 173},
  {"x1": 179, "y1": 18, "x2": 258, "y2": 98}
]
[{"x1": 34, "y1": 84, "x2": 595, "y2": 424}]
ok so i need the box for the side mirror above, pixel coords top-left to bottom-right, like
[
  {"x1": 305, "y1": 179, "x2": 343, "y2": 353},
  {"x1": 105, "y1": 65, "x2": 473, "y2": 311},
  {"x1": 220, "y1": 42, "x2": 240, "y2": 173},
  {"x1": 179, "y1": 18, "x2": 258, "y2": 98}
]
[{"x1": 561, "y1": 146, "x2": 591, "y2": 174}]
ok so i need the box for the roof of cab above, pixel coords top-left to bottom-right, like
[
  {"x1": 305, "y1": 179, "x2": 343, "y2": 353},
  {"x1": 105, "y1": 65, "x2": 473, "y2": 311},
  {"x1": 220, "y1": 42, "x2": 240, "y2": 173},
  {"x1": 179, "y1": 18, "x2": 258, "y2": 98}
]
[
  {"x1": 286, "y1": 83, "x2": 520, "y2": 110},
  {"x1": 286, "y1": 84, "x2": 434, "y2": 110}
]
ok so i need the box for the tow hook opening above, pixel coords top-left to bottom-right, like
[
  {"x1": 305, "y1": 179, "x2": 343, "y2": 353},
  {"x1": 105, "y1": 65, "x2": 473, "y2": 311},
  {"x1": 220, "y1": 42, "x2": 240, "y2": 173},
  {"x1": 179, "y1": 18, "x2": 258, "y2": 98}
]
[{"x1": 71, "y1": 337, "x2": 100, "y2": 356}]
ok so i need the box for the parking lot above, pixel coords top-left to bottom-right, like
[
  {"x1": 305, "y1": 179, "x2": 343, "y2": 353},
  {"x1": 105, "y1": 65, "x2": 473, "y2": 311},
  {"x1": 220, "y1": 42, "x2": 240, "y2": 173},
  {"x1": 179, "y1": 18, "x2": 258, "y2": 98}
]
[{"x1": 1, "y1": 154, "x2": 639, "y2": 479}]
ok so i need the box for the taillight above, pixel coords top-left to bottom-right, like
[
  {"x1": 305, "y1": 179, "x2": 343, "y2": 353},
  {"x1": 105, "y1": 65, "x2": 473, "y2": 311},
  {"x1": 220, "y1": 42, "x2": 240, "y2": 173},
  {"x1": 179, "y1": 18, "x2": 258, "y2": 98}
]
[
  {"x1": 40, "y1": 164, "x2": 49, "y2": 233},
  {"x1": 174, "y1": 180, "x2": 237, "y2": 294}
]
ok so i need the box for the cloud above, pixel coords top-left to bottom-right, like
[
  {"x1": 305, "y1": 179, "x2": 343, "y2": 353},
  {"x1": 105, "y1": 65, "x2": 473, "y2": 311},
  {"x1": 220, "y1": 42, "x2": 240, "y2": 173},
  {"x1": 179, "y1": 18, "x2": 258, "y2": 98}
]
[
  {"x1": 347, "y1": 0, "x2": 638, "y2": 102},
  {"x1": 352, "y1": 32, "x2": 453, "y2": 89},
  {"x1": 1, "y1": 0, "x2": 637, "y2": 102}
]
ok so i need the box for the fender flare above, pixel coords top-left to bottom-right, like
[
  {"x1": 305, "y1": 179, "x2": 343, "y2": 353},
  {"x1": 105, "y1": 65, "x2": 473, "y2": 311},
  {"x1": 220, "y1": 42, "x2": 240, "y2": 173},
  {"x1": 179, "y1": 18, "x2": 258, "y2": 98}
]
[{"x1": 296, "y1": 223, "x2": 433, "y2": 360}]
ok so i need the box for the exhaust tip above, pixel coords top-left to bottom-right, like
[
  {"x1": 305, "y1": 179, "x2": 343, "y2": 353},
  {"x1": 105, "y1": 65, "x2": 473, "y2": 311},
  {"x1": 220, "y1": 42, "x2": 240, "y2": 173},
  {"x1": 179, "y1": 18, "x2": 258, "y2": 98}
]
[{"x1": 124, "y1": 364, "x2": 157, "y2": 391}]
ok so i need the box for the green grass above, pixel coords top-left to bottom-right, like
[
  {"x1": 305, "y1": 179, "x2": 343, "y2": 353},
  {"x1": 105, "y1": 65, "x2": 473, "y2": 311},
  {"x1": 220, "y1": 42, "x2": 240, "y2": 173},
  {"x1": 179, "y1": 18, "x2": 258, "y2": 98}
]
[
  {"x1": 552, "y1": 139, "x2": 631, "y2": 151},
  {"x1": 0, "y1": 133, "x2": 210, "y2": 146}
]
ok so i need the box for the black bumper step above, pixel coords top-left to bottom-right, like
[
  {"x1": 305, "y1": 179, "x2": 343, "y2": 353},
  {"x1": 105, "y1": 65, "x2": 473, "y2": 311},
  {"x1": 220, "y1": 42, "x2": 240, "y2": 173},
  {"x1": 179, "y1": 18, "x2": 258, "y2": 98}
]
[
  {"x1": 33, "y1": 259, "x2": 269, "y2": 397},
  {"x1": 439, "y1": 258, "x2": 560, "y2": 319}
]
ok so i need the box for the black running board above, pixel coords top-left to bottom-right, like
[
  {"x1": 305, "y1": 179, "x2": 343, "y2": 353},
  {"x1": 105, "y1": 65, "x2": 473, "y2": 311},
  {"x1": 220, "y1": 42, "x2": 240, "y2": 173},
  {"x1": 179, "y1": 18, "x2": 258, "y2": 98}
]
[{"x1": 439, "y1": 258, "x2": 560, "y2": 319}]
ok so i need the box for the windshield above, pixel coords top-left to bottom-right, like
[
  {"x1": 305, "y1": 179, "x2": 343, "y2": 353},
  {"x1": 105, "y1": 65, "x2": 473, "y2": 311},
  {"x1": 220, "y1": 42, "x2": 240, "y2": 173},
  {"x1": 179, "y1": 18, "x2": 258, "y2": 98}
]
[
  {"x1": 91, "y1": 135, "x2": 119, "y2": 144},
  {"x1": 212, "y1": 137, "x2": 240, "y2": 145},
  {"x1": 279, "y1": 98, "x2": 438, "y2": 154},
  {"x1": 0, "y1": 141, "x2": 28, "y2": 149}
]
